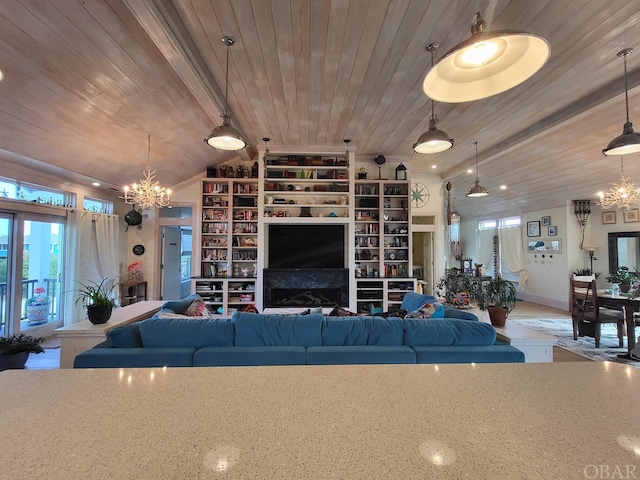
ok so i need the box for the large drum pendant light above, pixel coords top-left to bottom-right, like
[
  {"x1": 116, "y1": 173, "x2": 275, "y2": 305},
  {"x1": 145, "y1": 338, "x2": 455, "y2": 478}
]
[
  {"x1": 602, "y1": 48, "x2": 640, "y2": 156},
  {"x1": 414, "y1": 43, "x2": 454, "y2": 154},
  {"x1": 423, "y1": 12, "x2": 550, "y2": 103},
  {"x1": 204, "y1": 36, "x2": 247, "y2": 150}
]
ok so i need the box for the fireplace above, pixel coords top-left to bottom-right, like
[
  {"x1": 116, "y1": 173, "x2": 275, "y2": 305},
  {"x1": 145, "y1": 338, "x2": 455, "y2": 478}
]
[
  {"x1": 271, "y1": 288, "x2": 341, "y2": 307},
  {"x1": 263, "y1": 269, "x2": 349, "y2": 308}
]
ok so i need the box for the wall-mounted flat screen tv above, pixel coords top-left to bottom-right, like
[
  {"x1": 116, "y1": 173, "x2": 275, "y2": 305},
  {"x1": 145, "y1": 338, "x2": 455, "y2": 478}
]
[{"x1": 268, "y1": 224, "x2": 345, "y2": 269}]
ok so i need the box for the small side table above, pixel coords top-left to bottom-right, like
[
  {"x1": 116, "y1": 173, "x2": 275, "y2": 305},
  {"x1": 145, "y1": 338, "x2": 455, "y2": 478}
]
[{"x1": 120, "y1": 281, "x2": 147, "y2": 306}]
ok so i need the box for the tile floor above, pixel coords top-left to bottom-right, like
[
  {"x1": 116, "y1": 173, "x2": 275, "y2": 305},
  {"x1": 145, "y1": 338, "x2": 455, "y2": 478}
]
[{"x1": 20, "y1": 300, "x2": 587, "y2": 370}]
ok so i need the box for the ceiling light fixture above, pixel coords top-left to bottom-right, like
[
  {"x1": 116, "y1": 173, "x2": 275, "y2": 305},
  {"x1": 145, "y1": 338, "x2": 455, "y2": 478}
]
[
  {"x1": 123, "y1": 134, "x2": 171, "y2": 209},
  {"x1": 204, "y1": 36, "x2": 247, "y2": 150},
  {"x1": 602, "y1": 48, "x2": 640, "y2": 156},
  {"x1": 414, "y1": 43, "x2": 454, "y2": 153},
  {"x1": 597, "y1": 156, "x2": 640, "y2": 210},
  {"x1": 423, "y1": 11, "x2": 550, "y2": 103},
  {"x1": 467, "y1": 141, "x2": 488, "y2": 198}
]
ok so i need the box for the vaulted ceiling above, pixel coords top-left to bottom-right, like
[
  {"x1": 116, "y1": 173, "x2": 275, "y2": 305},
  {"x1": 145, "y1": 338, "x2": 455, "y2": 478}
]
[{"x1": 2, "y1": 0, "x2": 640, "y2": 219}]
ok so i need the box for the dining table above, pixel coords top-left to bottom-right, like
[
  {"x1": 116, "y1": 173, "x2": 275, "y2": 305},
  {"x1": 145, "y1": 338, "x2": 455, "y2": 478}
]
[{"x1": 597, "y1": 291, "x2": 639, "y2": 360}]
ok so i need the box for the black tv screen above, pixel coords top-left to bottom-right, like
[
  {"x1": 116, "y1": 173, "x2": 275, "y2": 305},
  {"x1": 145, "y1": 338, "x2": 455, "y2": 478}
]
[{"x1": 269, "y1": 224, "x2": 345, "y2": 269}]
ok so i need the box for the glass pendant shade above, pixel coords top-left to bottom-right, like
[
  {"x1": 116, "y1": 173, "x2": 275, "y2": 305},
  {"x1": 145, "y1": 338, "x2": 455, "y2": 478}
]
[
  {"x1": 603, "y1": 48, "x2": 640, "y2": 156},
  {"x1": 423, "y1": 12, "x2": 550, "y2": 103}
]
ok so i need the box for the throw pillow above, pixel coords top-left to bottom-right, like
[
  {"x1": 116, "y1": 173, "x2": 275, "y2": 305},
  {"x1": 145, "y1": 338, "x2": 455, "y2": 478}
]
[
  {"x1": 328, "y1": 305, "x2": 358, "y2": 316},
  {"x1": 186, "y1": 298, "x2": 211, "y2": 317},
  {"x1": 241, "y1": 303, "x2": 259, "y2": 314},
  {"x1": 405, "y1": 301, "x2": 445, "y2": 319}
]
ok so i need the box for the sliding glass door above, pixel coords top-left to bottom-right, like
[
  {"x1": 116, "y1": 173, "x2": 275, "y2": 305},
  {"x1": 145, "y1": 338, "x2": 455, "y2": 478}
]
[
  {"x1": 0, "y1": 211, "x2": 65, "y2": 336},
  {"x1": 0, "y1": 214, "x2": 11, "y2": 336}
]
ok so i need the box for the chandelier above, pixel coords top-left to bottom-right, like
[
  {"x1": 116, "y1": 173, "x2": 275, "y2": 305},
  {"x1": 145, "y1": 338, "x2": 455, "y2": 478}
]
[
  {"x1": 123, "y1": 134, "x2": 171, "y2": 209},
  {"x1": 597, "y1": 156, "x2": 640, "y2": 210}
]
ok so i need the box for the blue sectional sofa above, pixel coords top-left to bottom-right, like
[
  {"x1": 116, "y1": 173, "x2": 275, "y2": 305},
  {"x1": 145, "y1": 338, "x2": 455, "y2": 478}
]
[{"x1": 73, "y1": 308, "x2": 524, "y2": 368}]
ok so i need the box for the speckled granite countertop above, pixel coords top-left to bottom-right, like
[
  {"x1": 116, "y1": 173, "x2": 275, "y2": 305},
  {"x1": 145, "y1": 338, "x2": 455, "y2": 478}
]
[{"x1": 1, "y1": 362, "x2": 639, "y2": 479}]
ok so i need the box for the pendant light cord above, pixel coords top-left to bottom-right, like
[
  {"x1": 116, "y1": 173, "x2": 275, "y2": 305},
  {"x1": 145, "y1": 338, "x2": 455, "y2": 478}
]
[
  {"x1": 224, "y1": 42, "x2": 229, "y2": 116},
  {"x1": 623, "y1": 51, "x2": 630, "y2": 124},
  {"x1": 147, "y1": 134, "x2": 151, "y2": 167},
  {"x1": 474, "y1": 141, "x2": 479, "y2": 180}
]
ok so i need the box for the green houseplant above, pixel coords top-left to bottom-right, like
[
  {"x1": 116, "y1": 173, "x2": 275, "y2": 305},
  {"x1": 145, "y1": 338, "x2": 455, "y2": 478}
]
[
  {"x1": 0, "y1": 333, "x2": 45, "y2": 371},
  {"x1": 605, "y1": 269, "x2": 636, "y2": 293},
  {"x1": 75, "y1": 278, "x2": 118, "y2": 324},
  {"x1": 474, "y1": 276, "x2": 518, "y2": 327},
  {"x1": 435, "y1": 268, "x2": 476, "y2": 306}
]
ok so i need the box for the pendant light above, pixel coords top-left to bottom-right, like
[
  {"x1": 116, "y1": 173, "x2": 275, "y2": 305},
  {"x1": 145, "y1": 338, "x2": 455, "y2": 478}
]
[
  {"x1": 602, "y1": 48, "x2": 640, "y2": 156},
  {"x1": 467, "y1": 141, "x2": 488, "y2": 197},
  {"x1": 423, "y1": 11, "x2": 550, "y2": 103},
  {"x1": 414, "y1": 43, "x2": 454, "y2": 154},
  {"x1": 204, "y1": 36, "x2": 247, "y2": 150}
]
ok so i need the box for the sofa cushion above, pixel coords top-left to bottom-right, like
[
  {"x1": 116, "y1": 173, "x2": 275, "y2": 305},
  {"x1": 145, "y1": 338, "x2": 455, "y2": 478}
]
[
  {"x1": 232, "y1": 312, "x2": 323, "y2": 347},
  {"x1": 403, "y1": 318, "x2": 497, "y2": 346},
  {"x1": 162, "y1": 294, "x2": 200, "y2": 314},
  {"x1": 73, "y1": 347, "x2": 196, "y2": 368},
  {"x1": 107, "y1": 322, "x2": 142, "y2": 348},
  {"x1": 321, "y1": 317, "x2": 403, "y2": 346},
  {"x1": 411, "y1": 345, "x2": 525, "y2": 364},
  {"x1": 138, "y1": 317, "x2": 234, "y2": 348},
  {"x1": 405, "y1": 301, "x2": 445, "y2": 319},
  {"x1": 400, "y1": 292, "x2": 436, "y2": 312},
  {"x1": 193, "y1": 346, "x2": 306, "y2": 366},
  {"x1": 306, "y1": 345, "x2": 416, "y2": 365}
]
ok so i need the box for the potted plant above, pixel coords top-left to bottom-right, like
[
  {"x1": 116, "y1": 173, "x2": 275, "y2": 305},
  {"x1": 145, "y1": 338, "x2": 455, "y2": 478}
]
[
  {"x1": 474, "y1": 276, "x2": 518, "y2": 327},
  {"x1": 572, "y1": 268, "x2": 602, "y2": 281},
  {"x1": 435, "y1": 268, "x2": 476, "y2": 306},
  {"x1": 25, "y1": 286, "x2": 50, "y2": 325},
  {"x1": 75, "y1": 278, "x2": 118, "y2": 324},
  {"x1": 0, "y1": 333, "x2": 45, "y2": 371},
  {"x1": 605, "y1": 269, "x2": 636, "y2": 293}
]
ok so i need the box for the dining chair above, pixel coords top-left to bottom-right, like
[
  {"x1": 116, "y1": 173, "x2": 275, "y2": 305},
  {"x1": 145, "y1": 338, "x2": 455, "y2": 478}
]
[{"x1": 569, "y1": 279, "x2": 625, "y2": 348}]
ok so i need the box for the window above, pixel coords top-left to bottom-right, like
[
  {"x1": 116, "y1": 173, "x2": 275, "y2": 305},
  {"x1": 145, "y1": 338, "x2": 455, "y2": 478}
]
[
  {"x1": 500, "y1": 217, "x2": 521, "y2": 228},
  {"x1": 477, "y1": 216, "x2": 523, "y2": 281},
  {"x1": 0, "y1": 177, "x2": 74, "y2": 207},
  {"x1": 83, "y1": 197, "x2": 113, "y2": 214},
  {"x1": 478, "y1": 219, "x2": 497, "y2": 230}
]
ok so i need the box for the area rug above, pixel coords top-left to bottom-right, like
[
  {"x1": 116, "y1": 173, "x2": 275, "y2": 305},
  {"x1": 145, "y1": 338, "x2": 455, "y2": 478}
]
[{"x1": 515, "y1": 318, "x2": 640, "y2": 367}]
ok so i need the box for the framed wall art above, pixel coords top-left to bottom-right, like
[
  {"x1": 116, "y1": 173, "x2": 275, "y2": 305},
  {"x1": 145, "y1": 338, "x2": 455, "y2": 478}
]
[
  {"x1": 602, "y1": 211, "x2": 617, "y2": 225},
  {"x1": 623, "y1": 208, "x2": 639, "y2": 223},
  {"x1": 541, "y1": 216, "x2": 551, "y2": 226},
  {"x1": 547, "y1": 226, "x2": 557, "y2": 236},
  {"x1": 527, "y1": 220, "x2": 541, "y2": 237}
]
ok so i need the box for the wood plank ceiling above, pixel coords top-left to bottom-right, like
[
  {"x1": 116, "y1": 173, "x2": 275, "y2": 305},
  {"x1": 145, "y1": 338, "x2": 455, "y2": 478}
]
[{"x1": 1, "y1": 0, "x2": 640, "y2": 219}]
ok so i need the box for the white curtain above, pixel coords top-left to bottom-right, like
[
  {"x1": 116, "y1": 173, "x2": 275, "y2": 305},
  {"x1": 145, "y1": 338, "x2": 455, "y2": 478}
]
[
  {"x1": 476, "y1": 229, "x2": 494, "y2": 270},
  {"x1": 63, "y1": 211, "x2": 120, "y2": 325},
  {"x1": 498, "y1": 226, "x2": 529, "y2": 289}
]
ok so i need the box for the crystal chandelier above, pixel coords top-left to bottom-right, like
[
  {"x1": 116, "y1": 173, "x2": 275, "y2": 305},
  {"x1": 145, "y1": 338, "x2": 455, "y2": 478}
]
[
  {"x1": 597, "y1": 156, "x2": 640, "y2": 210},
  {"x1": 123, "y1": 135, "x2": 171, "y2": 209}
]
